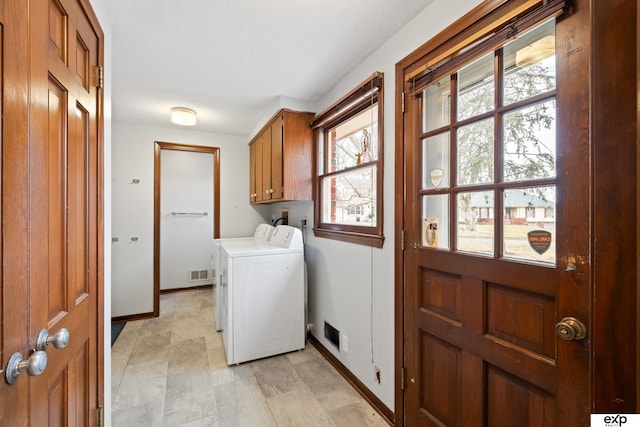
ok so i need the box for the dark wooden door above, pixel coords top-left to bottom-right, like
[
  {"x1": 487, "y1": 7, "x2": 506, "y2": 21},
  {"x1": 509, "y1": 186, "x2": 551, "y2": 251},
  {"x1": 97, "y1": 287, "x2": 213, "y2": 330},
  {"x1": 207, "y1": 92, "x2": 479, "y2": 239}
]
[
  {"x1": 0, "y1": 0, "x2": 103, "y2": 424},
  {"x1": 400, "y1": 2, "x2": 589, "y2": 425}
]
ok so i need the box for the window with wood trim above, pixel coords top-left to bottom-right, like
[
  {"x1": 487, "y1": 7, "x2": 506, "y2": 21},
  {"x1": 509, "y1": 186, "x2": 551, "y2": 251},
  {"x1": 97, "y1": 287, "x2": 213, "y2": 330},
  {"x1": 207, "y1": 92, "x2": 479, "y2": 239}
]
[
  {"x1": 411, "y1": 4, "x2": 563, "y2": 263},
  {"x1": 312, "y1": 73, "x2": 384, "y2": 248}
]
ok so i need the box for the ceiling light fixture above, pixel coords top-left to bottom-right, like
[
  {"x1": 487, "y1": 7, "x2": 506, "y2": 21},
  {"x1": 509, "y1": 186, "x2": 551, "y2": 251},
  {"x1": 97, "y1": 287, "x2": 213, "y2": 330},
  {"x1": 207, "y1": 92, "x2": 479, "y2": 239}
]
[{"x1": 170, "y1": 107, "x2": 197, "y2": 126}]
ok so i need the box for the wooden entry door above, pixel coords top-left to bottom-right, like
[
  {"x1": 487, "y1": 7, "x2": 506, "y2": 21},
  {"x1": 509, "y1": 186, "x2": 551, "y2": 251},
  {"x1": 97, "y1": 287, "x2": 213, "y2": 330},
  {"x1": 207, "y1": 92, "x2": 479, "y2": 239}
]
[
  {"x1": 0, "y1": 0, "x2": 104, "y2": 425},
  {"x1": 399, "y1": 1, "x2": 591, "y2": 425}
]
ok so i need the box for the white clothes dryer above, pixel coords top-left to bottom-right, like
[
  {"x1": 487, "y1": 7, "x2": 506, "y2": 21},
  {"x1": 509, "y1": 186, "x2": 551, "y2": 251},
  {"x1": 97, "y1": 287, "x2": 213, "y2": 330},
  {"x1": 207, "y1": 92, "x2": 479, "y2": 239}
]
[
  {"x1": 219, "y1": 225, "x2": 305, "y2": 365},
  {"x1": 212, "y1": 223, "x2": 274, "y2": 331}
]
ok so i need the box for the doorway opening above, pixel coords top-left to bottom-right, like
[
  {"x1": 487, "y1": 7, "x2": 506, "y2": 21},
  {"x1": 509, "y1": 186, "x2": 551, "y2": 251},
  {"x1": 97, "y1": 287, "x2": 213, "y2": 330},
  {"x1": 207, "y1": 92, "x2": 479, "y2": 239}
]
[{"x1": 153, "y1": 142, "x2": 220, "y2": 316}]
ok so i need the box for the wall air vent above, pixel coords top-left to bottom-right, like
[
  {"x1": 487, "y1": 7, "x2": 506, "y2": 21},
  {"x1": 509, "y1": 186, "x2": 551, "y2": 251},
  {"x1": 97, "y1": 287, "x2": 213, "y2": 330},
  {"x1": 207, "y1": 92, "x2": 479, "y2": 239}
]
[
  {"x1": 324, "y1": 321, "x2": 340, "y2": 350},
  {"x1": 189, "y1": 270, "x2": 209, "y2": 281}
]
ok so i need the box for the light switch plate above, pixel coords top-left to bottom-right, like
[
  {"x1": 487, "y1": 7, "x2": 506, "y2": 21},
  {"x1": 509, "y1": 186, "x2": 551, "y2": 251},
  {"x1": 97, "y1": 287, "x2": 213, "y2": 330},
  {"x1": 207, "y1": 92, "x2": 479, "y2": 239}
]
[{"x1": 341, "y1": 334, "x2": 349, "y2": 353}]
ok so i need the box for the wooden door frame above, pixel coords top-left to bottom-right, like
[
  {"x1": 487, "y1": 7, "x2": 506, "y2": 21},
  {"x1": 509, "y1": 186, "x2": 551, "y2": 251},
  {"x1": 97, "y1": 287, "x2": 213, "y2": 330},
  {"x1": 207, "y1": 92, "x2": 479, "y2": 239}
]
[
  {"x1": 153, "y1": 142, "x2": 220, "y2": 316},
  {"x1": 84, "y1": 0, "x2": 105, "y2": 414},
  {"x1": 393, "y1": 0, "x2": 638, "y2": 423},
  {"x1": 590, "y1": 0, "x2": 637, "y2": 411}
]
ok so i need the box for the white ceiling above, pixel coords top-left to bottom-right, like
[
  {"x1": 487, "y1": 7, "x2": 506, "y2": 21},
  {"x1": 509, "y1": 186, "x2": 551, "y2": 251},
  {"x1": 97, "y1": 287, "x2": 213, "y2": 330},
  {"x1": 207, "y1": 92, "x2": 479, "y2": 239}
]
[{"x1": 107, "y1": 0, "x2": 433, "y2": 136}]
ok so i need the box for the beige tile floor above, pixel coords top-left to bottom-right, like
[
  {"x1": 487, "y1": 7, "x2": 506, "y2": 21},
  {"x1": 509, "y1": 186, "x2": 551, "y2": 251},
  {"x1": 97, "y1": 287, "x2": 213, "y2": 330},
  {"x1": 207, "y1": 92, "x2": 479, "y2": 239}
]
[{"x1": 111, "y1": 289, "x2": 391, "y2": 427}]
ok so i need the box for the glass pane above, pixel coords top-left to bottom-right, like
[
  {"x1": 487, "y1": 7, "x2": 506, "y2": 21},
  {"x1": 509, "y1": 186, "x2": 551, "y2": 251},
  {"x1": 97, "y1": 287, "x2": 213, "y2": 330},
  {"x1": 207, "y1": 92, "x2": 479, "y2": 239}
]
[
  {"x1": 422, "y1": 76, "x2": 451, "y2": 132},
  {"x1": 503, "y1": 99, "x2": 556, "y2": 182},
  {"x1": 422, "y1": 132, "x2": 450, "y2": 189},
  {"x1": 503, "y1": 20, "x2": 556, "y2": 105},
  {"x1": 317, "y1": 131, "x2": 325, "y2": 175},
  {"x1": 321, "y1": 166, "x2": 377, "y2": 226},
  {"x1": 458, "y1": 53, "x2": 495, "y2": 121},
  {"x1": 457, "y1": 118, "x2": 494, "y2": 185},
  {"x1": 422, "y1": 194, "x2": 450, "y2": 249},
  {"x1": 327, "y1": 104, "x2": 378, "y2": 171},
  {"x1": 503, "y1": 187, "x2": 555, "y2": 264},
  {"x1": 457, "y1": 191, "x2": 494, "y2": 256}
]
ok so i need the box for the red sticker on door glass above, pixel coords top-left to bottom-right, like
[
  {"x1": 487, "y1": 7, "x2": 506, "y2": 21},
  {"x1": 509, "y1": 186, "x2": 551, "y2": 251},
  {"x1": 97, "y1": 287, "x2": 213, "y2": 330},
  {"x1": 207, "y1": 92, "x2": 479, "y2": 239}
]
[{"x1": 527, "y1": 230, "x2": 552, "y2": 254}]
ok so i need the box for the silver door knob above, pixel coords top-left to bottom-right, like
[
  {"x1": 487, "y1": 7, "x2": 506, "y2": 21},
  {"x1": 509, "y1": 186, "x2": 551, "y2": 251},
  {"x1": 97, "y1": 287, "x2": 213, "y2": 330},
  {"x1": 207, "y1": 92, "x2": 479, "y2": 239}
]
[
  {"x1": 5, "y1": 351, "x2": 48, "y2": 384},
  {"x1": 555, "y1": 317, "x2": 587, "y2": 340},
  {"x1": 37, "y1": 328, "x2": 70, "y2": 351}
]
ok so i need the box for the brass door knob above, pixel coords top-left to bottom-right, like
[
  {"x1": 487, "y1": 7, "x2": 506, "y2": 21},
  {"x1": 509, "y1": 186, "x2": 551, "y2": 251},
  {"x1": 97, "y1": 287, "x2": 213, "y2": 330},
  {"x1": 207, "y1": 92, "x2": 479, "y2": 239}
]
[{"x1": 555, "y1": 317, "x2": 587, "y2": 340}]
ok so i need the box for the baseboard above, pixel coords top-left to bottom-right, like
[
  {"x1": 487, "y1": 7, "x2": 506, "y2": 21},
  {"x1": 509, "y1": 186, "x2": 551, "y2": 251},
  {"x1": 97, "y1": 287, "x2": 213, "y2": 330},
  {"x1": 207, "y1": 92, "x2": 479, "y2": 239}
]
[
  {"x1": 111, "y1": 311, "x2": 154, "y2": 323},
  {"x1": 309, "y1": 335, "x2": 394, "y2": 425},
  {"x1": 159, "y1": 284, "x2": 213, "y2": 294}
]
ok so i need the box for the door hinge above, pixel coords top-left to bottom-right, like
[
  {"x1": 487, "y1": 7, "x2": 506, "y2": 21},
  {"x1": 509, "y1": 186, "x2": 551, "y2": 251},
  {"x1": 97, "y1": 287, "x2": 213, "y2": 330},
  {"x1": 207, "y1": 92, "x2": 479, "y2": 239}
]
[
  {"x1": 401, "y1": 367, "x2": 406, "y2": 390},
  {"x1": 401, "y1": 229, "x2": 406, "y2": 251},
  {"x1": 96, "y1": 65, "x2": 104, "y2": 89},
  {"x1": 401, "y1": 92, "x2": 405, "y2": 113},
  {"x1": 96, "y1": 406, "x2": 103, "y2": 427}
]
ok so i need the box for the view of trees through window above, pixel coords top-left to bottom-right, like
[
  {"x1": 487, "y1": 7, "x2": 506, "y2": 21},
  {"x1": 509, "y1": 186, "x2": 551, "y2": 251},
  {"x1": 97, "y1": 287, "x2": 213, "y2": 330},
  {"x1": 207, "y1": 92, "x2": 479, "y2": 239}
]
[
  {"x1": 421, "y1": 19, "x2": 557, "y2": 263},
  {"x1": 324, "y1": 105, "x2": 378, "y2": 226}
]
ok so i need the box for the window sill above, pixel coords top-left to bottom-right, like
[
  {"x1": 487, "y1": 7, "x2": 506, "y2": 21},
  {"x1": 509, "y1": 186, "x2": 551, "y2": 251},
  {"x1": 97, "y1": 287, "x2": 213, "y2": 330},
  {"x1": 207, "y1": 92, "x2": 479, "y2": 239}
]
[{"x1": 312, "y1": 227, "x2": 384, "y2": 248}]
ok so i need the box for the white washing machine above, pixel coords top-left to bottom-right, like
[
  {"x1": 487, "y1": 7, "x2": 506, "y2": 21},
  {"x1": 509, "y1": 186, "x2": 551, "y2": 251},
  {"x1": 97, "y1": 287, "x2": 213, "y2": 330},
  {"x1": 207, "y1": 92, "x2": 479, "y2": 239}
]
[
  {"x1": 219, "y1": 225, "x2": 305, "y2": 365},
  {"x1": 212, "y1": 223, "x2": 274, "y2": 331}
]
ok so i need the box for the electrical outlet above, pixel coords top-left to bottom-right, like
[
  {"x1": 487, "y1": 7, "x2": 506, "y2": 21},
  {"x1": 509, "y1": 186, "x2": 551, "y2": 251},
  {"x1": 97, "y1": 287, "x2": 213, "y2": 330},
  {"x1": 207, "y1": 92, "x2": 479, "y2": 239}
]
[{"x1": 281, "y1": 208, "x2": 289, "y2": 225}]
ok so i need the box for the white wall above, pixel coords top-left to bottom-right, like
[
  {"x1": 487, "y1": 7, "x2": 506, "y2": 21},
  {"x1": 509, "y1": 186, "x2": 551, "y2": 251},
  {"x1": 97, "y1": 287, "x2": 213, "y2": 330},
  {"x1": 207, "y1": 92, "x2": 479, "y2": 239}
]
[
  {"x1": 268, "y1": 0, "x2": 482, "y2": 411},
  {"x1": 107, "y1": 0, "x2": 483, "y2": 417},
  {"x1": 111, "y1": 122, "x2": 268, "y2": 317},
  {"x1": 249, "y1": 96, "x2": 315, "y2": 139},
  {"x1": 160, "y1": 150, "x2": 215, "y2": 290}
]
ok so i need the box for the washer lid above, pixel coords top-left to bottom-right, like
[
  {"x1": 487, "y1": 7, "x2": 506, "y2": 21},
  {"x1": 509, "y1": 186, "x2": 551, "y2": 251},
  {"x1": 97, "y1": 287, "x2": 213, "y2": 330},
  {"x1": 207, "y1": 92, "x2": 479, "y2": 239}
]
[{"x1": 222, "y1": 241, "x2": 302, "y2": 257}]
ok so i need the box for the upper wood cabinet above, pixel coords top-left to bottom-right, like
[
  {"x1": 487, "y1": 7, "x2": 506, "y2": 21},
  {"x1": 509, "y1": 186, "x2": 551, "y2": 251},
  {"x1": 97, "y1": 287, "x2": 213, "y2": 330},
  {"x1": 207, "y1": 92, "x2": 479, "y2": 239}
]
[{"x1": 249, "y1": 109, "x2": 314, "y2": 204}]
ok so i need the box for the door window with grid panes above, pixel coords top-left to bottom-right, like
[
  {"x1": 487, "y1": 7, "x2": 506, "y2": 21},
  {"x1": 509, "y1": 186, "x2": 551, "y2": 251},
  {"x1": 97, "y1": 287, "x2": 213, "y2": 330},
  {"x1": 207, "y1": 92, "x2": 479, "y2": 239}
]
[{"x1": 419, "y1": 19, "x2": 556, "y2": 264}]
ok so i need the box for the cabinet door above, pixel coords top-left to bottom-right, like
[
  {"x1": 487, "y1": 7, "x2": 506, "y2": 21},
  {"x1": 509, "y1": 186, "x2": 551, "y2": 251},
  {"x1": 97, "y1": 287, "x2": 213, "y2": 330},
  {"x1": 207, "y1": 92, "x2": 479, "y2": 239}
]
[
  {"x1": 270, "y1": 117, "x2": 284, "y2": 200},
  {"x1": 255, "y1": 134, "x2": 264, "y2": 202},
  {"x1": 281, "y1": 111, "x2": 313, "y2": 201},
  {"x1": 262, "y1": 127, "x2": 272, "y2": 200},
  {"x1": 249, "y1": 141, "x2": 257, "y2": 203},
  {"x1": 249, "y1": 110, "x2": 313, "y2": 204}
]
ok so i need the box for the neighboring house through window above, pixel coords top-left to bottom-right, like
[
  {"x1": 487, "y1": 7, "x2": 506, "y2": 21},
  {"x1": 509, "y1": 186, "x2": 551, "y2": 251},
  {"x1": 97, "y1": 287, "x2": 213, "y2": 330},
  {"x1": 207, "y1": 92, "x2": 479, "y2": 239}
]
[
  {"x1": 417, "y1": 17, "x2": 557, "y2": 263},
  {"x1": 311, "y1": 72, "x2": 384, "y2": 248}
]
